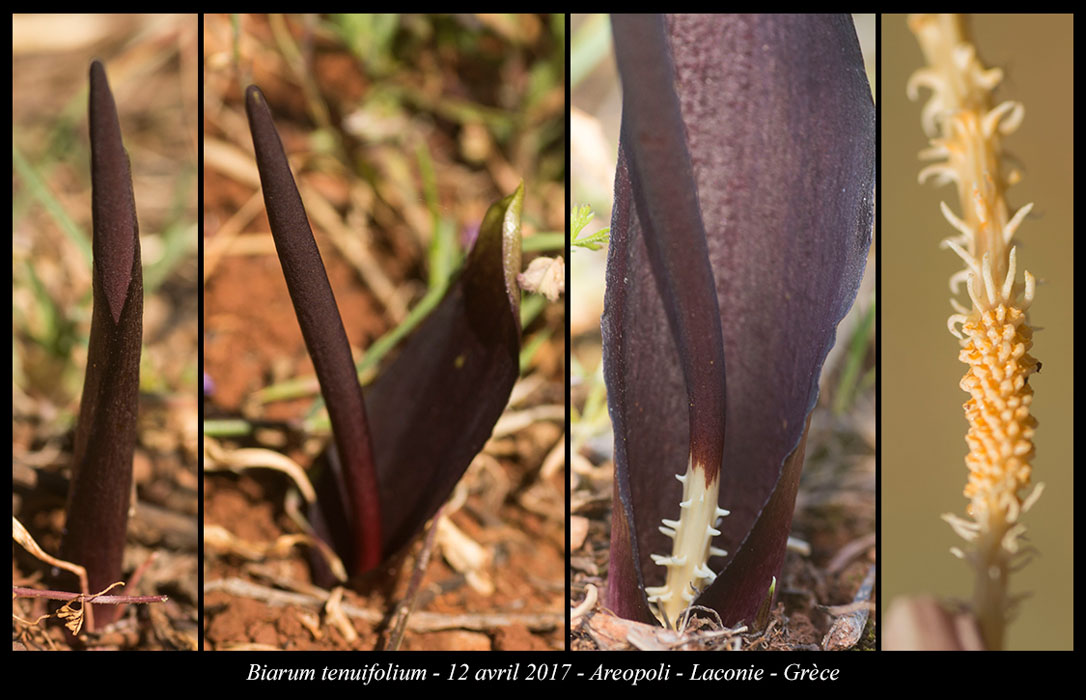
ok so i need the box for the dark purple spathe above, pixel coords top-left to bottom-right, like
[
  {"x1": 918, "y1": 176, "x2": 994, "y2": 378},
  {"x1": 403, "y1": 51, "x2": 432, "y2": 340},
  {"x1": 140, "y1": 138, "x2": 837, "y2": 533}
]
[{"x1": 604, "y1": 14, "x2": 874, "y2": 626}]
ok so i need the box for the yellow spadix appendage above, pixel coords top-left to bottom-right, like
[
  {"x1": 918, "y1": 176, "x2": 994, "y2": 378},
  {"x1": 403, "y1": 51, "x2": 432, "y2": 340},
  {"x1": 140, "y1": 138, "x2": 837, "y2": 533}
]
[
  {"x1": 908, "y1": 14, "x2": 1041, "y2": 541},
  {"x1": 958, "y1": 305, "x2": 1038, "y2": 531},
  {"x1": 644, "y1": 457, "x2": 729, "y2": 628}
]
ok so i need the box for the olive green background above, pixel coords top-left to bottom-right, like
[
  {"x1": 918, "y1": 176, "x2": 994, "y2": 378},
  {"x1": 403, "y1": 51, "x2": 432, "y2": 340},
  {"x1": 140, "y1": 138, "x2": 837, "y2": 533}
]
[{"x1": 881, "y1": 14, "x2": 1073, "y2": 650}]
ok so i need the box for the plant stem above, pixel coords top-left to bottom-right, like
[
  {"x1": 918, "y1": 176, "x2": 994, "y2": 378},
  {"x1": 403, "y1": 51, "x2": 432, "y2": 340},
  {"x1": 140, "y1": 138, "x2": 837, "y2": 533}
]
[{"x1": 972, "y1": 526, "x2": 1008, "y2": 651}]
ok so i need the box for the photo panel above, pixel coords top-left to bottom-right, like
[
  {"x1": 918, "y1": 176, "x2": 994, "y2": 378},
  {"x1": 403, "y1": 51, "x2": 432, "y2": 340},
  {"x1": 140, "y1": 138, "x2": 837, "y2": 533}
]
[
  {"x1": 569, "y1": 14, "x2": 876, "y2": 651},
  {"x1": 881, "y1": 13, "x2": 1072, "y2": 651},
  {"x1": 201, "y1": 13, "x2": 566, "y2": 651}
]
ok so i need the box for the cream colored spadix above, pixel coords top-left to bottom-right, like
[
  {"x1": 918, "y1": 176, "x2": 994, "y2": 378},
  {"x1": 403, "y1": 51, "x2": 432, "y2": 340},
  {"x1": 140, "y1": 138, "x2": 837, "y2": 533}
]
[
  {"x1": 907, "y1": 13, "x2": 1043, "y2": 651},
  {"x1": 645, "y1": 457, "x2": 729, "y2": 627}
]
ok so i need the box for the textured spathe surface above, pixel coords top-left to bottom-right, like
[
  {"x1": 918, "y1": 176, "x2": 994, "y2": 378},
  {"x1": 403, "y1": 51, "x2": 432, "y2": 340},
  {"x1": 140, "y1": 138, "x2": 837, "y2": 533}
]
[{"x1": 604, "y1": 14, "x2": 873, "y2": 626}]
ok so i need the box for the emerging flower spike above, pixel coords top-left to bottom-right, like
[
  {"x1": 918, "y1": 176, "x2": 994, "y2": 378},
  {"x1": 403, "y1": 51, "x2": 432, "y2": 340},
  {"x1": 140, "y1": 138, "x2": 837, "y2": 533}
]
[
  {"x1": 907, "y1": 13, "x2": 1041, "y2": 651},
  {"x1": 246, "y1": 85, "x2": 383, "y2": 574},
  {"x1": 245, "y1": 85, "x2": 523, "y2": 579},
  {"x1": 59, "y1": 60, "x2": 144, "y2": 630},
  {"x1": 604, "y1": 15, "x2": 873, "y2": 629}
]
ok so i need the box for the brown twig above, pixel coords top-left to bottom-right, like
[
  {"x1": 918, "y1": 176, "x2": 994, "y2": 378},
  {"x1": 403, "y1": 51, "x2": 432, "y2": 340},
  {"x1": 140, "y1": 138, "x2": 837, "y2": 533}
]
[
  {"x1": 825, "y1": 532, "x2": 876, "y2": 575},
  {"x1": 821, "y1": 563, "x2": 875, "y2": 650},
  {"x1": 383, "y1": 505, "x2": 445, "y2": 651},
  {"x1": 12, "y1": 586, "x2": 168, "y2": 605}
]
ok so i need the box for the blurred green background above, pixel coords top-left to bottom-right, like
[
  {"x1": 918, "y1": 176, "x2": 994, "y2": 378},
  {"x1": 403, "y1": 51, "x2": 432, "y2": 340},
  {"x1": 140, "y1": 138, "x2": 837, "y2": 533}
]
[
  {"x1": 202, "y1": 13, "x2": 566, "y2": 424},
  {"x1": 13, "y1": 14, "x2": 199, "y2": 447}
]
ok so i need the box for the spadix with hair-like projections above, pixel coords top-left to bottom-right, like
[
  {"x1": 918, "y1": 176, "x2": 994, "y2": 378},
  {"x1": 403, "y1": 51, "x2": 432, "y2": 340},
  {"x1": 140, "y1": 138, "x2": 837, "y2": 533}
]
[{"x1": 603, "y1": 14, "x2": 874, "y2": 629}]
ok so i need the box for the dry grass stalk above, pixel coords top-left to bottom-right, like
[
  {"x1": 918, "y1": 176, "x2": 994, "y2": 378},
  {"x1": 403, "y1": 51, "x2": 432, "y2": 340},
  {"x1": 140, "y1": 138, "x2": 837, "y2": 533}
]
[{"x1": 907, "y1": 13, "x2": 1042, "y2": 650}]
